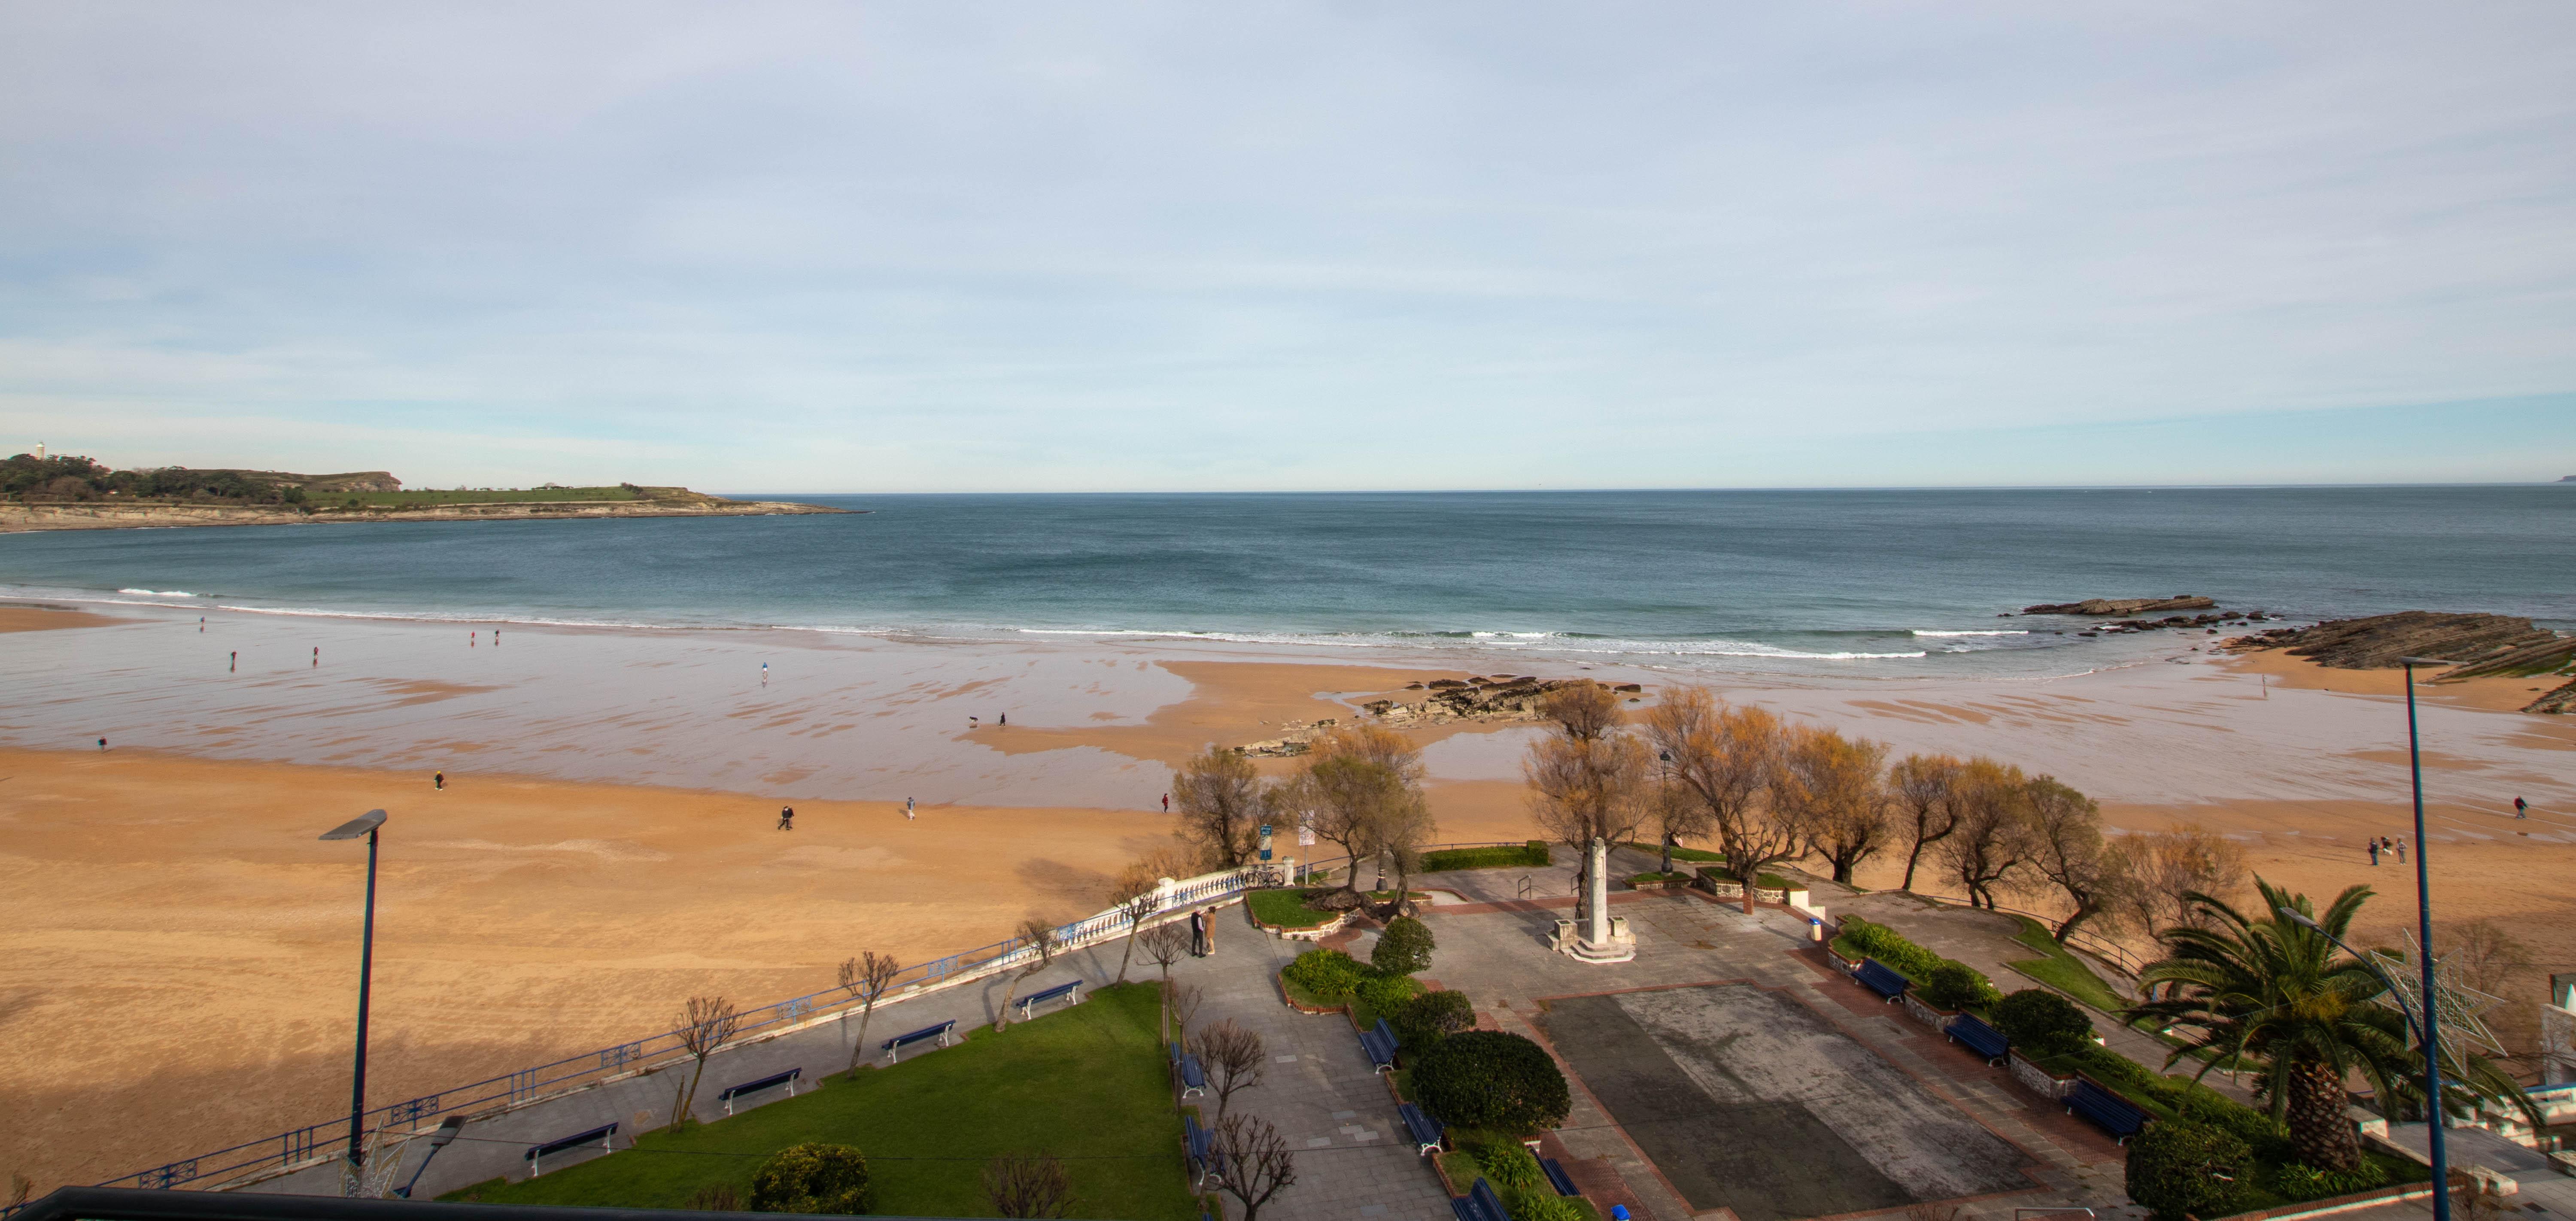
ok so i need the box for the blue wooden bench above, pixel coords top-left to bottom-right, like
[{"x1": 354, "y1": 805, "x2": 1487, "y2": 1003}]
[
  {"x1": 1359, "y1": 1017, "x2": 1399, "y2": 1073},
  {"x1": 524, "y1": 1122, "x2": 616, "y2": 1177},
  {"x1": 1170, "y1": 1041, "x2": 1207, "y2": 1098},
  {"x1": 1183, "y1": 1112, "x2": 1224, "y2": 1187},
  {"x1": 1852, "y1": 957, "x2": 1908, "y2": 1002},
  {"x1": 2064, "y1": 1078, "x2": 2149, "y2": 1144},
  {"x1": 1451, "y1": 1177, "x2": 1513, "y2": 1221},
  {"x1": 718, "y1": 1066, "x2": 801, "y2": 1115},
  {"x1": 1398, "y1": 1102, "x2": 1445, "y2": 1155},
  {"x1": 882, "y1": 1019, "x2": 956, "y2": 1064},
  {"x1": 1944, "y1": 1014, "x2": 2010, "y2": 1066},
  {"x1": 1018, "y1": 979, "x2": 1082, "y2": 1019},
  {"x1": 1540, "y1": 1157, "x2": 1580, "y2": 1197}
]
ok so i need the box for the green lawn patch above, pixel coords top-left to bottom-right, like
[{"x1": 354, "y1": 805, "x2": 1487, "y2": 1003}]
[
  {"x1": 443, "y1": 983, "x2": 1194, "y2": 1220},
  {"x1": 2003, "y1": 916, "x2": 2128, "y2": 1012},
  {"x1": 1421, "y1": 842, "x2": 1551, "y2": 872},
  {"x1": 1245, "y1": 887, "x2": 1337, "y2": 929},
  {"x1": 1626, "y1": 871, "x2": 1689, "y2": 886},
  {"x1": 1623, "y1": 842, "x2": 1725, "y2": 863},
  {"x1": 328, "y1": 486, "x2": 645, "y2": 507}
]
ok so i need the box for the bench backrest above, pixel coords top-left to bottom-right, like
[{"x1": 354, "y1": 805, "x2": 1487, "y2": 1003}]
[
  {"x1": 1374, "y1": 1017, "x2": 1398, "y2": 1045},
  {"x1": 723, "y1": 1068, "x2": 799, "y2": 1097},
  {"x1": 1949, "y1": 1014, "x2": 2006, "y2": 1047},
  {"x1": 886, "y1": 1020, "x2": 953, "y2": 1048},
  {"x1": 1029, "y1": 980, "x2": 1078, "y2": 1001},
  {"x1": 2071, "y1": 1079, "x2": 2137, "y2": 1114},
  {"x1": 526, "y1": 1123, "x2": 617, "y2": 1160},
  {"x1": 1469, "y1": 1177, "x2": 1514, "y2": 1221}
]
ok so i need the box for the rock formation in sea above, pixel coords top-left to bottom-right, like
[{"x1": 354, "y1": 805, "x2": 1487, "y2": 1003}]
[
  {"x1": 2020, "y1": 595, "x2": 2217, "y2": 616},
  {"x1": 2224, "y1": 610, "x2": 2575, "y2": 677}
]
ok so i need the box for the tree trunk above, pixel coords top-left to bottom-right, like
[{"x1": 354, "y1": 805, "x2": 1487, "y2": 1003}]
[
  {"x1": 2284, "y1": 1058, "x2": 2362, "y2": 1171},
  {"x1": 1900, "y1": 842, "x2": 1924, "y2": 891},
  {"x1": 2053, "y1": 899, "x2": 2102, "y2": 944},
  {"x1": 848, "y1": 1002, "x2": 878, "y2": 1072},
  {"x1": 1659, "y1": 835, "x2": 1674, "y2": 875},
  {"x1": 1115, "y1": 928, "x2": 1139, "y2": 984},
  {"x1": 678, "y1": 1056, "x2": 710, "y2": 1126}
]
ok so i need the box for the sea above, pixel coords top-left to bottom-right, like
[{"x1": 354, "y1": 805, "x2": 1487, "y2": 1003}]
[{"x1": 3, "y1": 486, "x2": 2569, "y2": 680}]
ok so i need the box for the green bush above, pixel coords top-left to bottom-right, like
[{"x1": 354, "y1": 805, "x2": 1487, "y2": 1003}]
[
  {"x1": 1392, "y1": 990, "x2": 1475, "y2": 1049},
  {"x1": 2125, "y1": 1122, "x2": 2249, "y2": 1221},
  {"x1": 1836, "y1": 917, "x2": 1944, "y2": 979},
  {"x1": 1993, "y1": 989, "x2": 2095, "y2": 1057},
  {"x1": 1420, "y1": 842, "x2": 1552, "y2": 872},
  {"x1": 1468, "y1": 1141, "x2": 1543, "y2": 1194},
  {"x1": 1919, "y1": 961, "x2": 1999, "y2": 1011},
  {"x1": 748, "y1": 1142, "x2": 874, "y2": 1215},
  {"x1": 1357, "y1": 971, "x2": 1422, "y2": 1018},
  {"x1": 1373, "y1": 916, "x2": 1436, "y2": 975},
  {"x1": 2272, "y1": 1158, "x2": 2389, "y2": 1201},
  {"x1": 2058, "y1": 1047, "x2": 2291, "y2": 1160},
  {"x1": 1281, "y1": 948, "x2": 1366, "y2": 1003},
  {"x1": 1512, "y1": 1193, "x2": 1583, "y2": 1221},
  {"x1": 1412, "y1": 1031, "x2": 1571, "y2": 1135}
]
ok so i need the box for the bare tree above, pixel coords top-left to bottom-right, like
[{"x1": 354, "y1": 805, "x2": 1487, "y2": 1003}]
[
  {"x1": 1108, "y1": 859, "x2": 1170, "y2": 985},
  {"x1": 983, "y1": 1153, "x2": 1075, "y2": 1219},
  {"x1": 1302, "y1": 756, "x2": 1406, "y2": 897},
  {"x1": 1196, "y1": 1017, "x2": 1269, "y2": 1119},
  {"x1": 1538, "y1": 681, "x2": 1622, "y2": 742},
  {"x1": 1171, "y1": 747, "x2": 1267, "y2": 869},
  {"x1": 840, "y1": 951, "x2": 904, "y2": 1072},
  {"x1": 1643, "y1": 687, "x2": 1790, "y2": 913},
  {"x1": 1776, "y1": 725, "x2": 1890, "y2": 884},
  {"x1": 1211, "y1": 1113, "x2": 1298, "y2": 1221},
  {"x1": 1139, "y1": 920, "x2": 1188, "y2": 981},
  {"x1": 1306, "y1": 723, "x2": 1426, "y2": 785},
  {"x1": 1524, "y1": 726, "x2": 1652, "y2": 923},
  {"x1": 1169, "y1": 981, "x2": 1205, "y2": 1049},
  {"x1": 992, "y1": 917, "x2": 1060, "y2": 1032},
  {"x1": 1934, "y1": 759, "x2": 2032, "y2": 909},
  {"x1": 2107, "y1": 823, "x2": 2248, "y2": 942},
  {"x1": 1371, "y1": 784, "x2": 1437, "y2": 920},
  {"x1": 672, "y1": 995, "x2": 742, "y2": 1127},
  {"x1": 2020, "y1": 776, "x2": 2116, "y2": 941},
  {"x1": 1887, "y1": 753, "x2": 1966, "y2": 892}
]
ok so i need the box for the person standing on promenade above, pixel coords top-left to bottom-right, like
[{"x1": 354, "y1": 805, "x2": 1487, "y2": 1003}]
[
  {"x1": 1202, "y1": 907, "x2": 1215, "y2": 955},
  {"x1": 2369, "y1": 839, "x2": 2380, "y2": 866}
]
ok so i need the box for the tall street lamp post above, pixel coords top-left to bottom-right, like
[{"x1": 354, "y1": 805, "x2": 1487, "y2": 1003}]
[
  {"x1": 319, "y1": 809, "x2": 389, "y2": 1178},
  {"x1": 2399, "y1": 654, "x2": 2457, "y2": 1221}
]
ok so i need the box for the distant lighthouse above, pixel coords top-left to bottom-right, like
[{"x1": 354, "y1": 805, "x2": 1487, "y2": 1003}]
[{"x1": 32, "y1": 441, "x2": 42, "y2": 460}]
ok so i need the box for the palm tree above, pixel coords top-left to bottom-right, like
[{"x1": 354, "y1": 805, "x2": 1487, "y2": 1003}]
[{"x1": 2130, "y1": 879, "x2": 2536, "y2": 1172}]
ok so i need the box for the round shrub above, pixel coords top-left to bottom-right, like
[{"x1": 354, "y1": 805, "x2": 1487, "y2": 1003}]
[
  {"x1": 1358, "y1": 970, "x2": 1421, "y2": 1017},
  {"x1": 1281, "y1": 948, "x2": 1366, "y2": 1003},
  {"x1": 750, "y1": 1142, "x2": 874, "y2": 1215},
  {"x1": 2125, "y1": 1122, "x2": 2251, "y2": 1221},
  {"x1": 1392, "y1": 989, "x2": 1475, "y2": 1049},
  {"x1": 1412, "y1": 1031, "x2": 1571, "y2": 1135},
  {"x1": 1919, "y1": 960, "x2": 1999, "y2": 1011},
  {"x1": 1373, "y1": 915, "x2": 1437, "y2": 975},
  {"x1": 1993, "y1": 989, "x2": 2094, "y2": 1057}
]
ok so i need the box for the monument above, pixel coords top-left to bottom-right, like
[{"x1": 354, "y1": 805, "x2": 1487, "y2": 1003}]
[{"x1": 1561, "y1": 838, "x2": 1635, "y2": 963}]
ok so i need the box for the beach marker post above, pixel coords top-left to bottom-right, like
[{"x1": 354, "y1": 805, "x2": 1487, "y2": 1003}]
[{"x1": 319, "y1": 808, "x2": 389, "y2": 1186}]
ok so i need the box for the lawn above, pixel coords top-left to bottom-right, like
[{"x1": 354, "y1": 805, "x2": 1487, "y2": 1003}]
[
  {"x1": 1246, "y1": 887, "x2": 1338, "y2": 929},
  {"x1": 2002, "y1": 916, "x2": 2128, "y2": 1012},
  {"x1": 1420, "y1": 842, "x2": 1551, "y2": 872},
  {"x1": 443, "y1": 983, "x2": 1194, "y2": 1219},
  {"x1": 1622, "y1": 842, "x2": 1725, "y2": 863}
]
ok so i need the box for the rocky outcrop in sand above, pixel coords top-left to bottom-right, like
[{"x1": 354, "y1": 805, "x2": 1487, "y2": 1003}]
[
  {"x1": 1358, "y1": 675, "x2": 1641, "y2": 728},
  {"x1": 2225, "y1": 611, "x2": 2574, "y2": 675},
  {"x1": 2527, "y1": 680, "x2": 2576, "y2": 714},
  {"x1": 2020, "y1": 595, "x2": 2217, "y2": 616}
]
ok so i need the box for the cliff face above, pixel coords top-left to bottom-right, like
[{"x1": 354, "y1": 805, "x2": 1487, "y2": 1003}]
[{"x1": 0, "y1": 498, "x2": 848, "y2": 532}]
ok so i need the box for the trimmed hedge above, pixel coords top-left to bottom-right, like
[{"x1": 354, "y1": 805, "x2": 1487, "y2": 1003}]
[
  {"x1": 1835, "y1": 917, "x2": 1943, "y2": 979},
  {"x1": 1391, "y1": 990, "x2": 1474, "y2": 1049},
  {"x1": 1373, "y1": 916, "x2": 1436, "y2": 975},
  {"x1": 1993, "y1": 989, "x2": 2094, "y2": 1057},
  {"x1": 1921, "y1": 961, "x2": 2002, "y2": 1011},
  {"x1": 1281, "y1": 948, "x2": 1367, "y2": 1003},
  {"x1": 2126, "y1": 1122, "x2": 2250, "y2": 1221},
  {"x1": 1421, "y1": 842, "x2": 1552, "y2": 872},
  {"x1": 1693, "y1": 866, "x2": 1795, "y2": 891},
  {"x1": 1357, "y1": 972, "x2": 1422, "y2": 1019},
  {"x1": 1411, "y1": 1031, "x2": 1570, "y2": 1135}
]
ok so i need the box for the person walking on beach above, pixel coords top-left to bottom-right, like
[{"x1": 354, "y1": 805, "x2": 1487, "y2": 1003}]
[
  {"x1": 762, "y1": 662, "x2": 769, "y2": 686},
  {"x1": 229, "y1": 651, "x2": 236, "y2": 671},
  {"x1": 1162, "y1": 792, "x2": 1170, "y2": 812},
  {"x1": 2395, "y1": 838, "x2": 2406, "y2": 864},
  {"x1": 434, "y1": 771, "x2": 445, "y2": 791},
  {"x1": 778, "y1": 805, "x2": 795, "y2": 831},
  {"x1": 2515, "y1": 796, "x2": 2528, "y2": 819},
  {"x1": 313, "y1": 647, "x2": 319, "y2": 667},
  {"x1": 968, "y1": 716, "x2": 979, "y2": 729},
  {"x1": 905, "y1": 796, "x2": 915, "y2": 821},
  {"x1": 998, "y1": 712, "x2": 1006, "y2": 726},
  {"x1": 2368, "y1": 839, "x2": 2380, "y2": 866},
  {"x1": 97, "y1": 737, "x2": 106, "y2": 751}
]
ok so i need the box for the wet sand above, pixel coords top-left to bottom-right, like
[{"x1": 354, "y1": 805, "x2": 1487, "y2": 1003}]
[{"x1": 2, "y1": 601, "x2": 2571, "y2": 1193}]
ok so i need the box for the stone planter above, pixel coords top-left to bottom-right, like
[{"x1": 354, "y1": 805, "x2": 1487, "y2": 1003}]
[
  {"x1": 1254, "y1": 911, "x2": 1348, "y2": 942},
  {"x1": 1626, "y1": 876, "x2": 1688, "y2": 892},
  {"x1": 1901, "y1": 993, "x2": 1957, "y2": 1031},
  {"x1": 2007, "y1": 1050, "x2": 2075, "y2": 1100}
]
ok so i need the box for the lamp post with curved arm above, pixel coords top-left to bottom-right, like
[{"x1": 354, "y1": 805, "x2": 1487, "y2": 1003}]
[
  {"x1": 319, "y1": 808, "x2": 388, "y2": 1180},
  {"x1": 2277, "y1": 906, "x2": 2447, "y2": 1221}
]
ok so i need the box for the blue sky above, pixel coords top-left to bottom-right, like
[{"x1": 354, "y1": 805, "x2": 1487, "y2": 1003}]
[{"x1": 3, "y1": 3, "x2": 2572, "y2": 492}]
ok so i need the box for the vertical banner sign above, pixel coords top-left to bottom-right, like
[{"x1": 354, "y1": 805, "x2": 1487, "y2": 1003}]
[
  {"x1": 1296, "y1": 819, "x2": 1315, "y2": 847},
  {"x1": 1258, "y1": 823, "x2": 1274, "y2": 862}
]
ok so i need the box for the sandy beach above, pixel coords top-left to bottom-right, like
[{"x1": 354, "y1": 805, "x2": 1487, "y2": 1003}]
[{"x1": 2, "y1": 601, "x2": 2572, "y2": 1193}]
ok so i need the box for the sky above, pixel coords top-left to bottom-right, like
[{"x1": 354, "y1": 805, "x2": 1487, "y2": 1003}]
[{"x1": 3, "y1": 3, "x2": 2573, "y2": 492}]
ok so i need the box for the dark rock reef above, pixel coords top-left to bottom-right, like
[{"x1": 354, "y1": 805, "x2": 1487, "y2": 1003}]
[{"x1": 2020, "y1": 595, "x2": 2217, "y2": 616}]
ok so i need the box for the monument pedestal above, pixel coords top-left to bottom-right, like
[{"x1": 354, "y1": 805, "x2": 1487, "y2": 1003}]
[{"x1": 1558, "y1": 839, "x2": 1635, "y2": 964}]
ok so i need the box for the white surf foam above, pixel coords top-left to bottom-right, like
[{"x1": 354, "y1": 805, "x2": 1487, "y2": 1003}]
[
  {"x1": 116, "y1": 588, "x2": 198, "y2": 598},
  {"x1": 1913, "y1": 630, "x2": 2029, "y2": 637}
]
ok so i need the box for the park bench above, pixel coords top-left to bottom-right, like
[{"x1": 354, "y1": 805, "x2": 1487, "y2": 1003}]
[
  {"x1": 1540, "y1": 1157, "x2": 1581, "y2": 1197},
  {"x1": 1359, "y1": 1017, "x2": 1400, "y2": 1073},
  {"x1": 882, "y1": 1019, "x2": 956, "y2": 1064},
  {"x1": 1852, "y1": 958, "x2": 1908, "y2": 1003},
  {"x1": 717, "y1": 1066, "x2": 802, "y2": 1115},
  {"x1": 1170, "y1": 1041, "x2": 1207, "y2": 1098},
  {"x1": 2064, "y1": 1078, "x2": 2149, "y2": 1144},
  {"x1": 1017, "y1": 980, "x2": 1082, "y2": 1020},
  {"x1": 1451, "y1": 1177, "x2": 1514, "y2": 1221},
  {"x1": 1182, "y1": 1112, "x2": 1224, "y2": 1188},
  {"x1": 1944, "y1": 1014, "x2": 2010, "y2": 1066},
  {"x1": 1398, "y1": 1103, "x2": 1445, "y2": 1155},
  {"x1": 524, "y1": 1122, "x2": 617, "y2": 1177}
]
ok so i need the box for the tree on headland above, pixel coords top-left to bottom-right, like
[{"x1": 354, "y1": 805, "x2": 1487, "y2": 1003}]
[
  {"x1": 1170, "y1": 747, "x2": 1268, "y2": 870},
  {"x1": 672, "y1": 995, "x2": 742, "y2": 1128},
  {"x1": 839, "y1": 951, "x2": 903, "y2": 1072},
  {"x1": 1887, "y1": 753, "x2": 1967, "y2": 892},
  {"x1": 1643, "y1": 687, "x2": 1792, "y2": 913},
  {"x1": 1776, "y1": 725, "x2": 1890, "y2": 884},
  {"x1": 990, "y1": 917, "x2": 1059, "y2": 1032}
]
